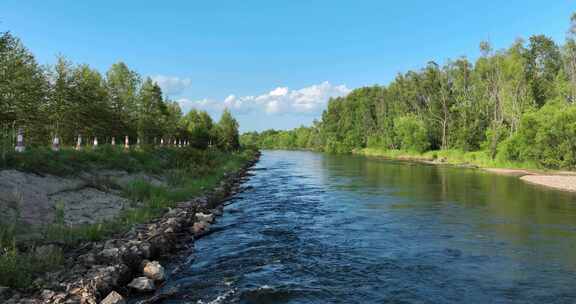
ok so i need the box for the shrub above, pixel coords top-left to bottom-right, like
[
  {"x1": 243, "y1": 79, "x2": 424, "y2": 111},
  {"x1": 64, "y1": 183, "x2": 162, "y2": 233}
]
[
  {"x1": 497, "y1": 100, "x2": 576, "y2": 169},
  {"x1": 394, "y1": 114, "x2": 430, "y2": 153}
]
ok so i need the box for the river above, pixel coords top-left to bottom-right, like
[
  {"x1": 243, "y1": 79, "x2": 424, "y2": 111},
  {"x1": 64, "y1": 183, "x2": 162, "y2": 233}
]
[{"x1": 139, "y1": 150, "x2": 576, "y2": 303}]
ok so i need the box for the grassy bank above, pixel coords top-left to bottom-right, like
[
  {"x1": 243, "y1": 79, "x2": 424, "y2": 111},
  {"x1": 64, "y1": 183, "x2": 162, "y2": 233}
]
[
  {"x1": 357, "y1": 148, "x2": 540, "y2": 170},
  {"x1": 0, "y1": 146, "x2": 257, "y2": 289}
]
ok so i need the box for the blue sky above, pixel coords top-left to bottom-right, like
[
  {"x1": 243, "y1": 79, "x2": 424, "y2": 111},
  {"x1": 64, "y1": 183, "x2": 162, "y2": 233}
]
[{"x1": 1, "y1": 1, "x2": 574, "y2": 131}]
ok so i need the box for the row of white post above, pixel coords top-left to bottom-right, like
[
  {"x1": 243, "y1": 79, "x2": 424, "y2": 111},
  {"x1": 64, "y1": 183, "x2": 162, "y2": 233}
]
[{"x1": 14, "y1": 128, "x2": 190, "y2": 153}]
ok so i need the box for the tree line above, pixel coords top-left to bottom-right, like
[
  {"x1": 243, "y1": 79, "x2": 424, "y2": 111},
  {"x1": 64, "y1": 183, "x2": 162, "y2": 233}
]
[
  {"x1": 0, "y1": 32, "x2": 240, "y2": 152},
  {"x1": 242, "y1": 13, "x2": 576, "y2": 170}
]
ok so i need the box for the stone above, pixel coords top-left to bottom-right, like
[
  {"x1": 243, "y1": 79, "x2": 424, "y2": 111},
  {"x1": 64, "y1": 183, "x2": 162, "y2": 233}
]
[
  {"x1": 127, "y1": 277, "x2": 155, "y2": 292},
  {"x1": 41, "y1": 289, "x2": 56, "y2": 300},
  {"x1": 192, "y1": 221, "x2": 209, "y2": 237},
  {"x1": 0, "y1": 286, "x2": 10, "y2": 297},
  {"x1": 100, "y1": 248, "x2": 121, "y2": 260},
  {"x1": 196, "y1": 212, "x2": 214, "y2": 224},
  {"x1": 92, "y1": 264, "x2": 130, "y2": 292},
  {"x1": 100, "y1": 291, "x2": 125, "y2": 304},
  {"x1": 52, "y1": 292, "x2": 67, "y2": 303},
  {"x1": 78, "y1": 253, "x2": 96, "y2": 264},
  {"x1": 142, "y1": 261, "x2": 166, "y2": 281}
]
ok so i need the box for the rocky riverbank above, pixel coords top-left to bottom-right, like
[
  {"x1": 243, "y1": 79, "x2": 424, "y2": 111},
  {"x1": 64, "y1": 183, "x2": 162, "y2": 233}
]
[{"x1": 1, "y1": 151, "x2": 260, "y2": 304}]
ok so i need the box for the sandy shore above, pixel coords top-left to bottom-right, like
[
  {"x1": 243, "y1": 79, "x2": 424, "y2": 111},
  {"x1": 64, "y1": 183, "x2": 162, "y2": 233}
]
[
  {"x1": 484, "y1": 168, "x2": 536, "y2": 176},
  {"x1": 484, "y1": 168, "x2": 576, "y2": 192},
  {"x1": 520, "y1": 175, "x2": 576, "y2": 192}
]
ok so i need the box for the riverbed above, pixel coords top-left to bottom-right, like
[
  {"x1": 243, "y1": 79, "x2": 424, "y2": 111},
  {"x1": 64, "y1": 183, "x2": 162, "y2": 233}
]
[{"x1": 136, "y1": 150, "x2": 576, "y2": 303}]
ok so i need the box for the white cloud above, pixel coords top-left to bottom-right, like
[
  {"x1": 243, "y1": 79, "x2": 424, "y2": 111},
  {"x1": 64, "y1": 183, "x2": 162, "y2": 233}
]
[
  {"x1": 269, "y1": 87, "x2": 288, "y2": 96},
  {"x1": 151, "y1": 75, "x2": 192, "y2": 96},
  {"x1": 177, "y1": 81, "x2": 350, "y2": 117}
]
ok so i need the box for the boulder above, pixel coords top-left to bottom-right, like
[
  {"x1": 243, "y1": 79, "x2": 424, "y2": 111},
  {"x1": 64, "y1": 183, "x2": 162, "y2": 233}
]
[
  {"x1": 41, "y1": 289, "x2": 55, "y2": 300},
  {"x1": 99, "y1": 248, "x2": 121, "y2": 260},
  {"x1": 192, "y1": 222, "x2": 209, "y2": 238},
  {"x1": 142, "y1": 261, "x2": 166, "y2": 281},
  {"x1": 127, "y1": 277, "x2": 155, "y2": 292},
  {"x1": 100, "y1": 291, "x2": 125, "y2": 304},
  {"x1": 196, "y1": 212, "x2": 214, "y2": 224},
  {"x1": 91, "y1": 264, "x2": 131, "y2": 292}
]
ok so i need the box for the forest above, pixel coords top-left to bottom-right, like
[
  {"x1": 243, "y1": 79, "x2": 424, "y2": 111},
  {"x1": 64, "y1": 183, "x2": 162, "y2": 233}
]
[
  {"x1": 242, "y1": 14, "x2": 576, "y2": 170},
  {"x1": 0, "y1": 32, "x2": 240, "y2": 154}
]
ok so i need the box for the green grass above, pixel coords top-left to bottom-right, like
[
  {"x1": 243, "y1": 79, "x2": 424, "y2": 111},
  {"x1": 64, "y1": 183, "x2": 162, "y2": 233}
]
[
  {"x1": 0, "y1": 146, "x2": 258, "y2": 290},
  {"x1": 359, "y1": 148, "x2": 540, "y2": 170},
  {"x1": 0, "y1": 145, "x2": 176, "y2": 176}
]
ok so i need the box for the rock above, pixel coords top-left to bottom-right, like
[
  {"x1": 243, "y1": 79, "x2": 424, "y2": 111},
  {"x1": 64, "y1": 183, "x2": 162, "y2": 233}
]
[
  {"x1": 91, "y1": 264, "x2": 131, "y2": 292},
  {"x1": 127, "y1": 277, "x2": 155, "y2": 292},
  {"x1": 104, "y1": 240, "x2": 118, "y2": 249},
  {"x1": 100, "y1": 248, "x2": 120, "y2": 260},
  {"x1": 78, "y1": 253, "x2": 96, "y2": 264},
  {"x1": 196, "y1": 212, "x2": 214, "y2": 224},
  {"x1": 165, "y1": 208, "x2": 179, "y2": 217},
  {"x1": 142, "y1": 261, "x2": 166, "y2": 281},
  {"x1": 52, "y1": 292, "x2": 67, "y2": 303},
  {"x1": 192, "y1": 221, "x2": 209, "y2": 238},
  {"x1": 100, "y1": 291, "x2": 125, "y2": 304},
  {"x1": 0, "y1": 286, "x2": 10, "y2": 298},
  {"x1": 41, "y1": 289, "x2": 56, "y2": 300}
]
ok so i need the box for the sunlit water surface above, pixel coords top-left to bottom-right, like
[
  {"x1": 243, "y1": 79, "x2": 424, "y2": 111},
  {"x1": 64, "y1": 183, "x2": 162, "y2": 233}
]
[{"x1": 132, "y1": 150, "x2": 576, "y2": 303}]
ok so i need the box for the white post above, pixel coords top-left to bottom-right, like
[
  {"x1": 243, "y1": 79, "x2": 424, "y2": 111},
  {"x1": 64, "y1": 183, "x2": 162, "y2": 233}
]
[
  {"x1": 124, "y1": 136, "x2": 129, "y2": 150},
  {"x1": 75, "y1": 135, "x2": 82, "y2": 151},
  {"x1": 160, "y1": 138, "x2": 164, "y2": 146},
  {"x1": 93, "y1": 136, "x2": 98, "y2": 148},
  {"x1": 15, "y1": 128, "x2": 25, "y2": 152},
  {"x1": 111, "y1": 136, "x2": 116, "y2": 146},
  {"x1": 136, "y1": 137, "x2": 141, "y2": 148},
  {"x1": 51, "y1": 135, "x2": 60, "y2": 152}
]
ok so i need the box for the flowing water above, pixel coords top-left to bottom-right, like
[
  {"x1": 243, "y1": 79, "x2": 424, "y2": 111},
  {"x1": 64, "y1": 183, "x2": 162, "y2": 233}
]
[{"x1": 141, "y1": 150, "x2": 576, "y2": 303}]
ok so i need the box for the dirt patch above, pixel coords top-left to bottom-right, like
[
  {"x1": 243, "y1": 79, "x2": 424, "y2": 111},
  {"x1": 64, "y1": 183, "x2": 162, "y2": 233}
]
[
  {"x1": 0, "y1": 169, "x2": 164, "y2": 227},
  {"x1": 50, "y1": 188, "x2": 129, "y2": 225}
]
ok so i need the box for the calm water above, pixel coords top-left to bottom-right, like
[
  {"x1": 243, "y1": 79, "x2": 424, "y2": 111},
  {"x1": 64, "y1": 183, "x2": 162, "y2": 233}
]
[{"x1": 143, "y1": 150, "x2": 576, "y2": 303}]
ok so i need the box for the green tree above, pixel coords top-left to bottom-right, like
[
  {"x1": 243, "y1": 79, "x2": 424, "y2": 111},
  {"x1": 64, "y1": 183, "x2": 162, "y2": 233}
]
[
  {"x1": 106, "y1": 62, "x2": 141, "y2": 138},
  {"x1": 216, "y1": 109, "x2": 240, "y2": 151},
  {"x1": 0, "y1": 32, "x2": 49, "y2": 145},
  {"x1": 182, "y1": 109, "x2": 213, "y2": 149},
  {"x1": 137, "y1": 78, "x2": 167, "y2": 143}
]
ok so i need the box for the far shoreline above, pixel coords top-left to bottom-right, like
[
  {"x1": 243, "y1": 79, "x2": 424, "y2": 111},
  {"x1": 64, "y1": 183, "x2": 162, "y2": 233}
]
[{"x1": 354, "y1": 148, "x2": 576, "y2": 194}]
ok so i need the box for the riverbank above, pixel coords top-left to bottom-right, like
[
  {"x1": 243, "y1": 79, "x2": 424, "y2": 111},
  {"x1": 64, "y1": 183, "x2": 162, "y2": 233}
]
[
  {"x1": 0, "y1": 147, "x2": 260, "y2": 303},
  {"x1": 357, "y1": 148, "x2": 576, "y2": 193}
]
